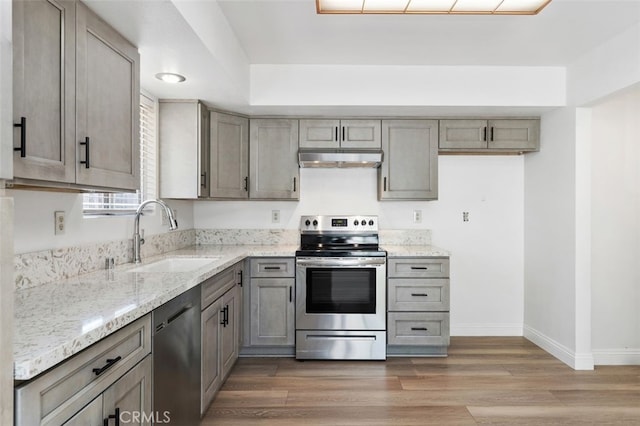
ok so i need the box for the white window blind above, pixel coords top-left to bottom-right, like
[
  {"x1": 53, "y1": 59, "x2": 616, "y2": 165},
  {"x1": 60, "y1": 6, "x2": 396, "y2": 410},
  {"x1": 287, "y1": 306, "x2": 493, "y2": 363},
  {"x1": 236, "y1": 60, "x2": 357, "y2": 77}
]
[{"x1": 83, "y1": 93, "x2": 158, "y2": 215}]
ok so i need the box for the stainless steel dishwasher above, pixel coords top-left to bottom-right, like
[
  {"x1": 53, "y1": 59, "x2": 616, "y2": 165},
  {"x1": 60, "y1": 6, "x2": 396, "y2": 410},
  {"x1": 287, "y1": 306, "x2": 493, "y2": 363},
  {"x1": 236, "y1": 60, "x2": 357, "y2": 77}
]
[{"x1": 153, "y1": 285, "x2": 201, "y2": 425}]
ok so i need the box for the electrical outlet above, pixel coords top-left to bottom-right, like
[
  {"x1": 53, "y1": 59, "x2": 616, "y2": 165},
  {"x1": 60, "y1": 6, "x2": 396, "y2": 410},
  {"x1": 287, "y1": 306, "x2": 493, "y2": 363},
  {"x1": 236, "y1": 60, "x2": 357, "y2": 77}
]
[
  {"x1": 54, "y1": 211, "x2": 65, "y2": 235},
  {"x1": 272, "y1": 210, "x2": 280, "y2": 223},
  {"x1": 463, "y1": 211, "x2": 470, "y2": 222},
  {"x1": 413, "y1": 209, "x2": 422, "y2": 223}
]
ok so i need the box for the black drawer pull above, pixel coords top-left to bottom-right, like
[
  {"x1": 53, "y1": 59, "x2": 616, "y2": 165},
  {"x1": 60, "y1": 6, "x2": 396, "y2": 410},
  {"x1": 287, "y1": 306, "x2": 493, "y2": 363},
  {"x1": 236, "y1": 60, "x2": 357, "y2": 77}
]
[
  {"x1": 237, "y1": 270, "x2": 243, "y2": 287},
  {"x1": 411, "y1": 293, "x2": 429, "y2": 297},
  {"x1": 289, "y1": 286, "x2": 292, "y2": 303},
  {"x1": 244, "y1": 176, "x2": 249, "y2": 191},
  {"x1": 264, "y1": 266, "x2": 281, "y2": 270},
  {"x1": 104, "y1": 407, "x2": 120, "y2": 426},
  {"x1": 14, "y1": 116, "x2": 26, "y2": 157},
  {"x1": 411, "y1": 327, "x2": 428, "y2": 331},
  {"x1": 80, "y1": 136, "x2": 90, "y2": 168},
  {"x1": 410, "y1": 266, "x2": 428, "y2": 270},
  {"x1": 93, "y1": 356, "x2": 122, "y2": 376}
]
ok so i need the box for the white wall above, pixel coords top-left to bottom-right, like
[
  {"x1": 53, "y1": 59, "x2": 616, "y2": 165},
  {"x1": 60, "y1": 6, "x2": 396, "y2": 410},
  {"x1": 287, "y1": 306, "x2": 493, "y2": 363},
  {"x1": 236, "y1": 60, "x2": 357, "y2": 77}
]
[
  {"x1": 251, "y1": 65, "x2": 566, "y2": 108},
  {"x1": 195, "y1": 156, "x2": 525, "y2": 336},
  {"x1": 10, "y1": 190, "x2": 194, "y2": 255},
  {"x1": 590, "y1": 85, "x2": 640, "y2": 364}
]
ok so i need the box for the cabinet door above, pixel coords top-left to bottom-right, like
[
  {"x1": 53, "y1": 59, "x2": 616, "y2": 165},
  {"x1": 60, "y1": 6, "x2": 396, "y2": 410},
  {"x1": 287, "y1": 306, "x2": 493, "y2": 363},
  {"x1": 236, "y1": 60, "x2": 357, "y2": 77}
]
[
  {"x1": 250, "y1": 278, "x2": 295, "y2": 346},
  {"x1": 220, "y1": 285, "x2": 239, "y2": 380},
  {"x1": 438, "y1": 119, "x2": 488, "y2": 150},
  {"x1": 379, "y1": 120, "x2": 438, "y2": 200},
  {"x1": 102, "y1": 355, "x2": 152, "y2": 426},
  {"x1": 341, "y1": 119, "x2": 381, "y2": 149},
  {"x1": 159, "y1": 100, "x2": 208, "y2": 199},
  {"x1": 76, "y1": 2, "x2": 140, "y2": 190},
  {"x1": 488, "y1": 119, "x2": 540, "y2": 151},
  {"x1": 299, "y1": 119, "x2": 340, "y2": 149},
  {"x1": 201, "y1": 298, "x2": 223, "y2": 415},
  {"x1": 12, "y1": 0, "x2": 76, "y2": 183},
  {"x1": 249, "y1": 119, "x2": 299, "y2": 200},
  {"x1": 210, "y1": 112, "x2": 249, "y2": 199},
  {"x1": 63, "y1": 395, "x2": 102, "y2": 426}
]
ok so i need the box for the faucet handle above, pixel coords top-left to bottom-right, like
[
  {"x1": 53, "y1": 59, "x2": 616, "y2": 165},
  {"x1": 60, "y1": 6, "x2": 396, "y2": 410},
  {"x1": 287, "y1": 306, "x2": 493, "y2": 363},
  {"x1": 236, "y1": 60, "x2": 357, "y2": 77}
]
[{"x1": 140, "y1": 229, "x2": 145, "y2": 245}]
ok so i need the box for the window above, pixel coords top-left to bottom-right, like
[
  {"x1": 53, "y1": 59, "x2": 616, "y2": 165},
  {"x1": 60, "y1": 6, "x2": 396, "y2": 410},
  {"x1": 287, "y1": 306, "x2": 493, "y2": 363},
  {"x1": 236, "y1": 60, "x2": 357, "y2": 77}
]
[{"x1": 83, "y1": 93, "x2": 158, "y2": 215}]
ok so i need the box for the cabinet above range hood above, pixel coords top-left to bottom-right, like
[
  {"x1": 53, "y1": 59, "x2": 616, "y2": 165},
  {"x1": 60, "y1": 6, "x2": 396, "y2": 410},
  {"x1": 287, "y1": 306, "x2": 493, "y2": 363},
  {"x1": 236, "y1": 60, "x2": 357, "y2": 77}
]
[{"x1": 298, "y1": 149, "x2": 383, "y2": 168}]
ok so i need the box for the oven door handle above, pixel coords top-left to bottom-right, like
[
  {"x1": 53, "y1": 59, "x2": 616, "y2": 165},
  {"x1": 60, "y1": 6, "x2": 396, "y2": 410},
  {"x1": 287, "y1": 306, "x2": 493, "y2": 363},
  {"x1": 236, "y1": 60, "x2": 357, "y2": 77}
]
[{"x1": 296, "y1": 257, "x2": 386, "y2": 267}]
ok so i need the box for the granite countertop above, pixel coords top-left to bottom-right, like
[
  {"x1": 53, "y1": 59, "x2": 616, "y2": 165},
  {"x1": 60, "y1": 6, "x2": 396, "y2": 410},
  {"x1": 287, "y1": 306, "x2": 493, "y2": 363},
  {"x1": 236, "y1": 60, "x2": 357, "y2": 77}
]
[
  {"x1": 13, "y1": 244, "x2": 297, "y2": 381},
  {"x1": 14, "y1": 243, "x2": 448, "y2": 381}
]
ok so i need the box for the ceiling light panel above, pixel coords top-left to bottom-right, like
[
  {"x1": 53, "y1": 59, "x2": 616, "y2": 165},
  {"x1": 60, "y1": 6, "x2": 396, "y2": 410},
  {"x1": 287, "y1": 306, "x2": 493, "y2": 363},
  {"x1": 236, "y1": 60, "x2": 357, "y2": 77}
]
[
  {"x1": 406, "y1": 0, "x2": 456, "y2": 13},
  {"x1": 452, "y1": 0, "x2": 503, "y2": 13},
  {"x1": 317, "y1": 0, "x2": 552, "y2": 14},
  {"x1": 363, "y1": 0, "x2": 410, "y2": 12}
]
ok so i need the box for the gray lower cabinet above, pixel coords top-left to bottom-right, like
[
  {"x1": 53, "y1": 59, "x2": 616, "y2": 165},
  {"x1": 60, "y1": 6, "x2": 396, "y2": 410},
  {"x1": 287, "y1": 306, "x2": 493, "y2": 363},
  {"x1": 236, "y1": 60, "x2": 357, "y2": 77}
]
[
  {"x1": 159, "y1": 100, "x2": 210, "y2": 199},
  {"x1": 200, "y1": 262, "x2": 243, "y2": 415},
  {"x1": 243, "y1": 258, "x2": 295, "y2": 354},
  {"x1": 14, "y1": 314, "x2": 152, "y2": 425},
  {"x1": 249, "y1": 119, "x2": 299, "y2": 200},
  {"x1": 299, "y1": 119, "x2": 381, "y2": 149},
  {"x1": 387, "y1": 257, "x2": 450, "y2": 356},
  {"x1": 378, "y1": 119, "x2": 439, "y2": 201},
  {"x1": 439, "y1": 119, "x2": 540, "y2": 153},
  {"x1": 210, "y1": 112, "x2": 249, "y2": 199},
  {"x1": 11, "y1": 0, "x2": 140, "y2": 192}
]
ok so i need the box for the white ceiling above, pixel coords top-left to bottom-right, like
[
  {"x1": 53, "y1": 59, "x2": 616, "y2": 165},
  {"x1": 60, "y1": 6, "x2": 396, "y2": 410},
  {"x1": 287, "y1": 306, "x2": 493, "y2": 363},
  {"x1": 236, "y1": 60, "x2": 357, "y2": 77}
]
[{"x1": 84, "y1": 0, "x2": 640, "y2": 114}]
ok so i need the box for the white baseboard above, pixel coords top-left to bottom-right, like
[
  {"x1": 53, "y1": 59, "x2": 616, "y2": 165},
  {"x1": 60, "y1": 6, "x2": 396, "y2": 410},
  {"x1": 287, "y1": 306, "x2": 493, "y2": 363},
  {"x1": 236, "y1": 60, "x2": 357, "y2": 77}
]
[
  {"x1": 524, "y1": 325, "x2": 594, "y2": 370},
  {"x1": 451, "y1": 323, "x2": 523, "y2": 336},
  {"x1": 593, "y1": 349, "x2": 640, "y2": 365}
]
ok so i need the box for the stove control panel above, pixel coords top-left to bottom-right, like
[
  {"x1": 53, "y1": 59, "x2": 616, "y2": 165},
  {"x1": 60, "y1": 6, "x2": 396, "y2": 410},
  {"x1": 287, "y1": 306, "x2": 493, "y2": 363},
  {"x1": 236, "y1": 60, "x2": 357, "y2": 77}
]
[{"x1": 300, "y1": 215, "x2": 378, "y2": 233}]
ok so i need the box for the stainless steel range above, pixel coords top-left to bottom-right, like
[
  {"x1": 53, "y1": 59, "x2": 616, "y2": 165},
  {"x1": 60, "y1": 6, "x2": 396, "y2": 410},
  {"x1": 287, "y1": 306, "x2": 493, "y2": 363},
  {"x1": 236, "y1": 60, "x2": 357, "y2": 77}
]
[{"x1": 295, "y1": 215, "x2": 387, "y2": 360}]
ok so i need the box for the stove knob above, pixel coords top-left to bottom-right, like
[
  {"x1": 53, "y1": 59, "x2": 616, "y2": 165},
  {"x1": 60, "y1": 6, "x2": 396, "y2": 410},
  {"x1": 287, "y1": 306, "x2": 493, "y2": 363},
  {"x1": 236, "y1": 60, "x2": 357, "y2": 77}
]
[
  {"x1": 313, "y1": 220, "x2": 318, "y2": 226},
  {"x1": 362, "y1": 221, "x2": 367, "y2": 226},
  {"x1": 305, "y1": 220, "x2": 311, "y2": 226},
  {"x1": 354, "y1": 220, "x2": 359, "y2": 226},
  {"x1": 369, "y1": 220, "x2": 374, "y2": 226}
]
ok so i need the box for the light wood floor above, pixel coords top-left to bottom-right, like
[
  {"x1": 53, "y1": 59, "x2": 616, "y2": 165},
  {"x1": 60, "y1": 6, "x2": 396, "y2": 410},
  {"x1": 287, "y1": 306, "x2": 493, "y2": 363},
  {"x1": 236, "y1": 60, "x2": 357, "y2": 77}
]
[{"x1": 201, "y1": 337, "x2": 640, "y2": 425}]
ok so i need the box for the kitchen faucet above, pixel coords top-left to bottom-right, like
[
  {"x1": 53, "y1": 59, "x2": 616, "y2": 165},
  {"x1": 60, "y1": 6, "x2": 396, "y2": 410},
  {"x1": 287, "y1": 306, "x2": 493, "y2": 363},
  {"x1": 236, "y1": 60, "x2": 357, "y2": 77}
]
[{"x1": 133, "y1": 199, "x2": 178, "y2": 264}]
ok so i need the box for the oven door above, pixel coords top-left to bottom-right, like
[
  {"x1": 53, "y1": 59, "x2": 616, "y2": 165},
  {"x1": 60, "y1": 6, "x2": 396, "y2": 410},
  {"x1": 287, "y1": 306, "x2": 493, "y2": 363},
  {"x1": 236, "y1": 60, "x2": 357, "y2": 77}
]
[{"x1": 296, "y1": 257, "x2": 386, "y2": 331}]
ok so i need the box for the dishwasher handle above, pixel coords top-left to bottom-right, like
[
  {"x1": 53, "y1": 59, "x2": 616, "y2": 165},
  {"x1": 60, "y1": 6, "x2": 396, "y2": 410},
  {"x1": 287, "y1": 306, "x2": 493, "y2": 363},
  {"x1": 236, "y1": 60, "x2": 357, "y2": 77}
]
[{"x1": 155, "y1": 303, "x2": 193, "y2": 333}]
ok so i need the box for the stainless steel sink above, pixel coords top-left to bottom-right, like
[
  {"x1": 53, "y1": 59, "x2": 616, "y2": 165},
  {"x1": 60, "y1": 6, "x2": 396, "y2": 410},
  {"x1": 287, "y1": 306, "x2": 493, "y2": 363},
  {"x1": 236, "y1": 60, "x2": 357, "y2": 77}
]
[{"x1": 129, "y1": 257, "x2": 221, "y2": 273}]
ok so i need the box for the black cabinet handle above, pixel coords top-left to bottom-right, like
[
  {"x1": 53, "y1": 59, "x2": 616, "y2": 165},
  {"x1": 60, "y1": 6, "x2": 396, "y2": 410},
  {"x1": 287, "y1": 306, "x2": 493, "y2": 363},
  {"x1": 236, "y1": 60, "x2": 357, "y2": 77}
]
[
  {"x1": 293, "y1": 177, "x2": 296, "y2": 192},
  {"x1": 14, "y1": 117, "x2": 26, "y2": 157},
  {"x1": 411, "y1": 293, "x2": 429, "y2": 297},
  {"x1": 289, "y1": 286, "x2": 292, "y2": 303},
  {"x1": 244, "y1": 176, "x2": 248, "y2": 191},
  {"x1": 201, "y1": 171, "x2": 207, "y2": 188},
  {"x1": 237, "y1": 270, "x2": 243, "y2": 287},
  {"x1": 80, "y1": 136, "x2": 90, "y2": 168},
  {"x1": 410, "y1": 266, "x2": 428, "y2": 270},
  {"x1": 342, "y1": 126, "x2": 345, "y2": 141},
  {"x1": 483, "y1": 126, "x2": 487, "y2": 142},
  {"x1": 264, "y1": 266, "x2": 281, "y2": 270},
  {"x1": 411, "y1": 327, "x2": 428, "y2": 331},
  {"x1": 490, "y1": 127, "x2": 495, "y2": 141},
  {"x1": 383, "y1": 177, "x2": 387, "y2": 191},
  {"x1": 335, "y1": 126, "x2": 338, "y2": 142},
  {"x1": 220, "y1": 305, "x2": 229, "y2": 327},
  {"x1": 104, "y1": 407, "x2": 120, "y2": 426},
  {"x1": 93, "y1": 356, "x2": 122, "y2": 376}
]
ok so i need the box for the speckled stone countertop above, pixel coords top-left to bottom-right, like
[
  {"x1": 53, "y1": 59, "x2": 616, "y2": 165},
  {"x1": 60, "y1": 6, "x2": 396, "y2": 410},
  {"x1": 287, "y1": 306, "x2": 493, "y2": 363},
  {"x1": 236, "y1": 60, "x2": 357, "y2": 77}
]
[
  {"x1": 383, "y1": 245, "x2": 450, "y2": 257},
  {"x1": 14, "y1": 245, "x2": 297, "y2": 381}
]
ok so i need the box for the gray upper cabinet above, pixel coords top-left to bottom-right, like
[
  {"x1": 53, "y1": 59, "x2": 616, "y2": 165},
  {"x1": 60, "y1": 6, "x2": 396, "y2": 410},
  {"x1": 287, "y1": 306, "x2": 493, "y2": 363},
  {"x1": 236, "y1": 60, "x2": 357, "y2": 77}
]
[
  {"x1": 249, "y1": 119, "x2": 299, "y2": 200},
  {"x1": 439, "y1": 118, "x2": 540, "y2": 153},
  {"x1": 379, "y1": 119, "x2": 438, "y2": 201},
  {"x1": 159, "y1": 100, "x2": 209, "y2": 199},
  {"x1": 75, "y1": 1, "x2": 140, "y2": 191},
  {"x1": 210, "y1": 112, "x2": 249, "y2": 199},
  {"x1": 12, "y1": 0, "x2": 76, "y2": 183},
  {"x1": 12, "y1": 0, "x2": 140, "y2": 191},
  {"x1": 299, "y1": 119, "x2": 381, "y2": 149}
]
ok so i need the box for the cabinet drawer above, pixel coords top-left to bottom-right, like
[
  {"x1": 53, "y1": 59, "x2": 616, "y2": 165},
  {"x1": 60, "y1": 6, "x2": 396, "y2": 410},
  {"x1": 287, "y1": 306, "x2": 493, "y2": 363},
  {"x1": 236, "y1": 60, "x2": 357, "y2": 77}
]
[
  {"x1": 388, "y1": 279, "x2": 449, "y2": 312},
  {"x1": 388, "y1": 257, "x2": 449, "y2": 278},
  {"x1": 15, "y1": 314, "x2": 151, "y2": 425},
  {"x1": 202, "y1": 263, "x2": 241, "y2": 310},
  {"x1": 250, "y1": 258, "x2": 295, "y2": 278},
  {"x1": 388, "y1": 312, "x2": 450, "y2": 346}
]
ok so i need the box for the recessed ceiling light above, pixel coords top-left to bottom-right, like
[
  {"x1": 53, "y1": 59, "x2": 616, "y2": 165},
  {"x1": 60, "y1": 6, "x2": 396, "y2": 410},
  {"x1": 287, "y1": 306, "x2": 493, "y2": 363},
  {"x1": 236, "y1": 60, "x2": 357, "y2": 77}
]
[
  {"x1": 155, "y1": 73, "x2": 186, "y2": 83},
  {"x1": 317, "y1": 0, "x2": 553, "y2": 15}
]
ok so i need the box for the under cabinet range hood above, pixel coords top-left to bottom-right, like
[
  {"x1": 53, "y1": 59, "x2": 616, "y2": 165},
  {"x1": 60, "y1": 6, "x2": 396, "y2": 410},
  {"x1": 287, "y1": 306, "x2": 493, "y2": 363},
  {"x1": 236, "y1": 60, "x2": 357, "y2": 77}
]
[{"x1": 298, "y1": 149, "x2": 383, "y2": 168}]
